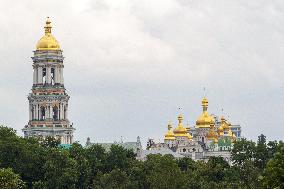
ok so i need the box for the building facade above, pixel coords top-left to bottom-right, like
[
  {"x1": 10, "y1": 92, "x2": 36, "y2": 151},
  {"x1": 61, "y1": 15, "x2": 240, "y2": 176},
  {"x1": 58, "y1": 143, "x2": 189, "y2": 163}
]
[{"x1": 22, "y1": 18, "x2": 75, "y2": 144}]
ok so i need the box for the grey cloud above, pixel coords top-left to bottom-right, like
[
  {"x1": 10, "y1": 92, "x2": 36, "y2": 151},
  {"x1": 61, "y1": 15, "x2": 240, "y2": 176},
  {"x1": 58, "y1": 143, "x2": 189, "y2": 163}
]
[{"x1": 0, "y1": 0, "x2": 283, "y2": 146}]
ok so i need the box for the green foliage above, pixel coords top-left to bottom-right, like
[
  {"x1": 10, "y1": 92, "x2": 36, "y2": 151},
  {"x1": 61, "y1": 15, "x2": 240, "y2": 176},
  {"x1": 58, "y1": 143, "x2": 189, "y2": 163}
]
[
  {"x1": 231, "y1": 138, "x2": 256, "y2": 165},
  {"x1": 0, "y1": 168, "x2": 25, "y2": 189},
  {"x1": 144, "y1": 154, "x2": 187, "y2": 189},
  {"x1": 40, "y1": 149, "x2": 79, "y2": 189},
  {"x1": 0, "y1": 126, "x2": 282, "y2": 189},
  {"x1": 262, "y1": 142, "x2": 284, "y2": 189},
  {"x1": 93, "y1": 169, "x2": 132, "y2": 189}
]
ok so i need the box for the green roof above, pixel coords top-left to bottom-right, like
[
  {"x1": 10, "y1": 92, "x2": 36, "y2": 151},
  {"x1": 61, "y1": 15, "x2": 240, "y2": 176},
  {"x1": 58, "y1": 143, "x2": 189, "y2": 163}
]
[{"x1": 59, "y1": 144, "x2": 71, "y2": 149}]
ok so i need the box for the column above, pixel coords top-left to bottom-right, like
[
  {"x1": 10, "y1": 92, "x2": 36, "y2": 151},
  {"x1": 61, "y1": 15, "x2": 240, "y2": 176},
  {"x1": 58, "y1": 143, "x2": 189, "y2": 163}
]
[
  {"x1": 33, "y1": 105, "x2": 36, "y2": 120},
  {"x1": 55, "y1": 67, "x2": 59, "y2": 83},
  {"x1": 46, "y1": 67, "x2": 51, "y2": 84},
  {"x1": 39, "y1": 106, "x2": 42, "y2": 120},
  {"x1": 48, "y1": 106, "x2": 51, "y2": 119},
  {"x1": 29, "y1": 104, "x2": 32, "y2": 120},
  {"x1": 38, "y1": 67, "x2": 43, "y2": 84},
  {"x1": 33, "y1": 67, "x2": 37, "y2": 84},
  {"x1": 35, "y1": 105, "x2": 38, "y2": 120},
  {"x1": 66, "y1": 136, "x2": 69, "y2": 144},
  {"x1": 60, "y1": 67, "x2": 64, "y2": 84},
  {"x1": 57, "y1": 106, "x2": 60, "y2": 120},
  {"x1": 61, "y1": 104, "x2": 64, "y2": 120},
  {"x1": 65, "y1": 105, "x2": 68, "y2": 119}
]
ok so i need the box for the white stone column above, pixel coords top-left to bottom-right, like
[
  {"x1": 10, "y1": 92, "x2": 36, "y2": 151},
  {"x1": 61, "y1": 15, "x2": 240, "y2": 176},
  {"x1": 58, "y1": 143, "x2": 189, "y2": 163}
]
[
  {"x1": 46, "y1": 67, "x2": 51, "y2": 84},
  {"x1": 61, "y1": 104, "x2": 64, "y2": 120},
  {"x1": 55, "y1": 67, "x2": 59, "y2": 83},
  {"x1": 33, "y1": 67, "x2": 37, "y2": 84},
  {"x1": 35, "y1": 105, "x2": 38, "y2": 120},
  {"x1": 66, "y1": 136, "x2": 69, "y2": 144},
  {"x1": 60, "y1": 67, "x2": 64, "y2": 84},
  {"x1": 29, "y1": 104, "x2": 32, "y2": 120},
  {"x1": 65, "y1": 105, "x2": 68, "y2": 119},
  {"x1": 49, "y1": 106, "x2": 52, "y2": 119},
  {"x1": 39, "y1": 106, "x2": 42, "y2": 120},
  {"x1": 38, "y1": 67, "x2": 43, "y2": 84}
]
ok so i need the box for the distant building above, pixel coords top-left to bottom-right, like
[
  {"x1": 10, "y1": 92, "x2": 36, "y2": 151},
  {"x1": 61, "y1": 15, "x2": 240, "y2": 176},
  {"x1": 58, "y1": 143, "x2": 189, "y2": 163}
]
[
  {"x1": 137, "y1": 97, "x2": 242, "y2": 163},
  {"x1": 85, "y1": 136, "x2": 142, "y2": 154},
  {"x1": 22, "y1": 18, "x2": 75, "y2": 144}
]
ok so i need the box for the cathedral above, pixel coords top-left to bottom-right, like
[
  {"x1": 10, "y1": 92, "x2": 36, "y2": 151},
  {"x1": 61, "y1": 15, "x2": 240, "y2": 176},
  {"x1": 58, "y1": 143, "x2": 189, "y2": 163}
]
[
  {"x1": 137, "y1": 97, "x2": 242, "y2": 162},
  {"x1": 22, "y1": 18, "x2": 75, "y2": 144}
]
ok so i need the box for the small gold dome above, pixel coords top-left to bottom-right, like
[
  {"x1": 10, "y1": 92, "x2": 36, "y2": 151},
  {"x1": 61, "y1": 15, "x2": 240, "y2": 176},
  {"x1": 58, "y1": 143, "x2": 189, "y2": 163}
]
[
  {"x1": 164, "y1": 122, "x2": 175, "y2": 140},
  {"x1": 207, "y1": 123, "x2": 218, "y2": 140},
  {"x1": 173, "y1": 114, "x2": 189, "y2": 137},
  {"x1": 214, "y1": 138, "x2": 218, "y2": 144},
  {"x1": 196, "y1": 97, "x2": 214, "y2": 128},
  {"x1": 36, "y1": 17, "x2": 60, "y2": 50}
]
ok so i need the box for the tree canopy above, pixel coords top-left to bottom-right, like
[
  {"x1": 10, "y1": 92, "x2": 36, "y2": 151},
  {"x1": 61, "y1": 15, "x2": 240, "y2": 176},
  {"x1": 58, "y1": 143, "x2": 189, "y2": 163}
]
[{"x1": 0, "y1": 125, "x2": 282, "y2": 189}]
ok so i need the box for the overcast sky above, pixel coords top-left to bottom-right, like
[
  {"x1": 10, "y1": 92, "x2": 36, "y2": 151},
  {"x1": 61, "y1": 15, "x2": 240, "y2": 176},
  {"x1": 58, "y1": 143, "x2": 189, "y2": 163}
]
[{"x1": 0, "y1": 0, "x2": 283, "y2": 145}]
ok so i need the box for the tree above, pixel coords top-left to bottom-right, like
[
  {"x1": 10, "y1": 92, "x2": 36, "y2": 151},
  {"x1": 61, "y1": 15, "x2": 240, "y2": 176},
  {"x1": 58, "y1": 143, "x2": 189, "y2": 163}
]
[
  {"x1": 238, "y1": 160, "x2": 261, "y2": 188},
  {"x1": 262, "y1": 142, "x2": 284, "y2": 189},
  {"x1": 0, "y1": 168, "x2": 25, "y2": 189},
  {"x1": 69, "y1": 142, "x2": 92, "y2": 189},
  {"x1": 38, "y1": 148, "x2": 79, "y2": 189},
  {"x1": 0, "y1": 126, "x2": 46, "y2": 187},
  {"x1": 254, "y1": 134, "x2": 269, "y2": 169},
  {"x1": 85, "y1": 144, "x2": 107, "y2": 176},
  {"x1": 205, "y1": 156, "x2": 230, "y2": 183},
  {"x1": 93, "y1": 169, "x2": 131, "y2": 189},
  {"x1": 144, "y1": 154, "x2": 187, "y2": 189},
  {"x1": 231, "y1": 138, "x2": 255, "y2": 165},
  {"x1": 105, "y1": 144, "x2": 135, "y2": 172}
]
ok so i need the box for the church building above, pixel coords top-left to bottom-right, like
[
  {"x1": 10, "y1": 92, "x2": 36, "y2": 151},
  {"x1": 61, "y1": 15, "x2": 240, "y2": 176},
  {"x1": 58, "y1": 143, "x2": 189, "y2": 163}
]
[
  {"x1": 137, "y1": 97, "x2": 242, "y2": 162},
  {"x1": 22, "y1": 18, "x2": 75, "y2": 144}
]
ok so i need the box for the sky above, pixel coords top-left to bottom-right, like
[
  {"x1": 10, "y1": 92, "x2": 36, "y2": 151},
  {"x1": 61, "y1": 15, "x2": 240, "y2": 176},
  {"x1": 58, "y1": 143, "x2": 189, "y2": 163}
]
[{"x1": 0, "y1": 0, "x2": 283, "y2": 146}]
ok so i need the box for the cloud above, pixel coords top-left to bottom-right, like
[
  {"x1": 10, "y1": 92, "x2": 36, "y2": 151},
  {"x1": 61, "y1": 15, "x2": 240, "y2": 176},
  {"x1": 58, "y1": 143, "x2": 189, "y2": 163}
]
[{"x1": 0, "y1": 0, "x2": 283, "y2": 145}]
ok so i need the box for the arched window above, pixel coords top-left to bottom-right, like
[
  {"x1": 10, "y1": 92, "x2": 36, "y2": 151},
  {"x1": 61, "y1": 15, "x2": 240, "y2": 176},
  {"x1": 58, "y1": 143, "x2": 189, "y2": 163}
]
[
  {"x1": 53, "y1": 106, "x2": 58, "y2": 120},
  {"x1": 42, "y1": 68, "x2": 46, "y2": 84},
  {"x1": 51, "y1": 68, "x2": 55, "y2": 85},
  {"x1": 40, "y1": 107, "x2": 45, "y2": 120}
]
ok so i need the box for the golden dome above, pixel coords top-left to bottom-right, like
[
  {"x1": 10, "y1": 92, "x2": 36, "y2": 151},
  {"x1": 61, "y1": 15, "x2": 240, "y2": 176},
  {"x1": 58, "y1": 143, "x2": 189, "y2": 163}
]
[
  {"x1": 207, "y1": 123, "x2": 218, "y2": 140},
  {"x1": 196, "y1": 97, "x2": 214, "y2": 128},
  {"x1": 36, "y1": 17, "x2": 60, "y2": 50},
  {"x1": 214, "y1": 138, "x2": 218, "y2": 144},
  {"x1": 220, "y1": 116, "x2": 230, "y2": 130},
  {"x1": 173, "y1": 115, "x2": 189, "y2": 137},
  {"x1": 164, "y1": 122, "x2": 175, "y2": 140}
]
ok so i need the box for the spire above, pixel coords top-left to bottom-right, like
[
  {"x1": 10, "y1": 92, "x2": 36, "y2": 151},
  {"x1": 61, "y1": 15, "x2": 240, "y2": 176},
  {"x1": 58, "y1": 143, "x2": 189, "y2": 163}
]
[
  {"x1": 44, "y1": 17, "x2": 52, "y2": 34},
  {"x1": 168, "y1": 121, "x2": 173, "y2": 130},
  {"x1": 202, "y1": 97, "x2": 208, "y2": 112},
  {"x1": 178, "y1": 114, "x2": 183, "y2": 124}
]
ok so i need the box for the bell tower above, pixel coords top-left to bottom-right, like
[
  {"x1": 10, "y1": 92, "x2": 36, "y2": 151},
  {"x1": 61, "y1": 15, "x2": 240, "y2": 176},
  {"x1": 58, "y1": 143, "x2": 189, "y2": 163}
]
[{"x1": 22, "y1": 18, "x2": 75, "y2": 144}]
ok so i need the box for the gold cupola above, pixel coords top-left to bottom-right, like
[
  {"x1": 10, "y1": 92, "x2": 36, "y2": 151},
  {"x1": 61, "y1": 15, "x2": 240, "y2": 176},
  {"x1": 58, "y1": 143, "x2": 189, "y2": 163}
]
[
  {"x1": 173, "y1": 114, "x2": 188, "y2": 137},
  {"x1": 207, "y1": 123, "x2": 218, "y2": 140},
  {"x1": 36, "y1": 17, "x2": 60, "y2": 50},
  {"x1": 164, "y1": 122, "x2": 175, "y2": 140},
  {"x1": 196, "y1": 97, "x2": 214, "y2": 128},
  {"x1": 186, "y1": 123, "x2": 193, "y2": 140},
  {"x1": 218, "y1": 116, "x2": 231, "y2": 136}
]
